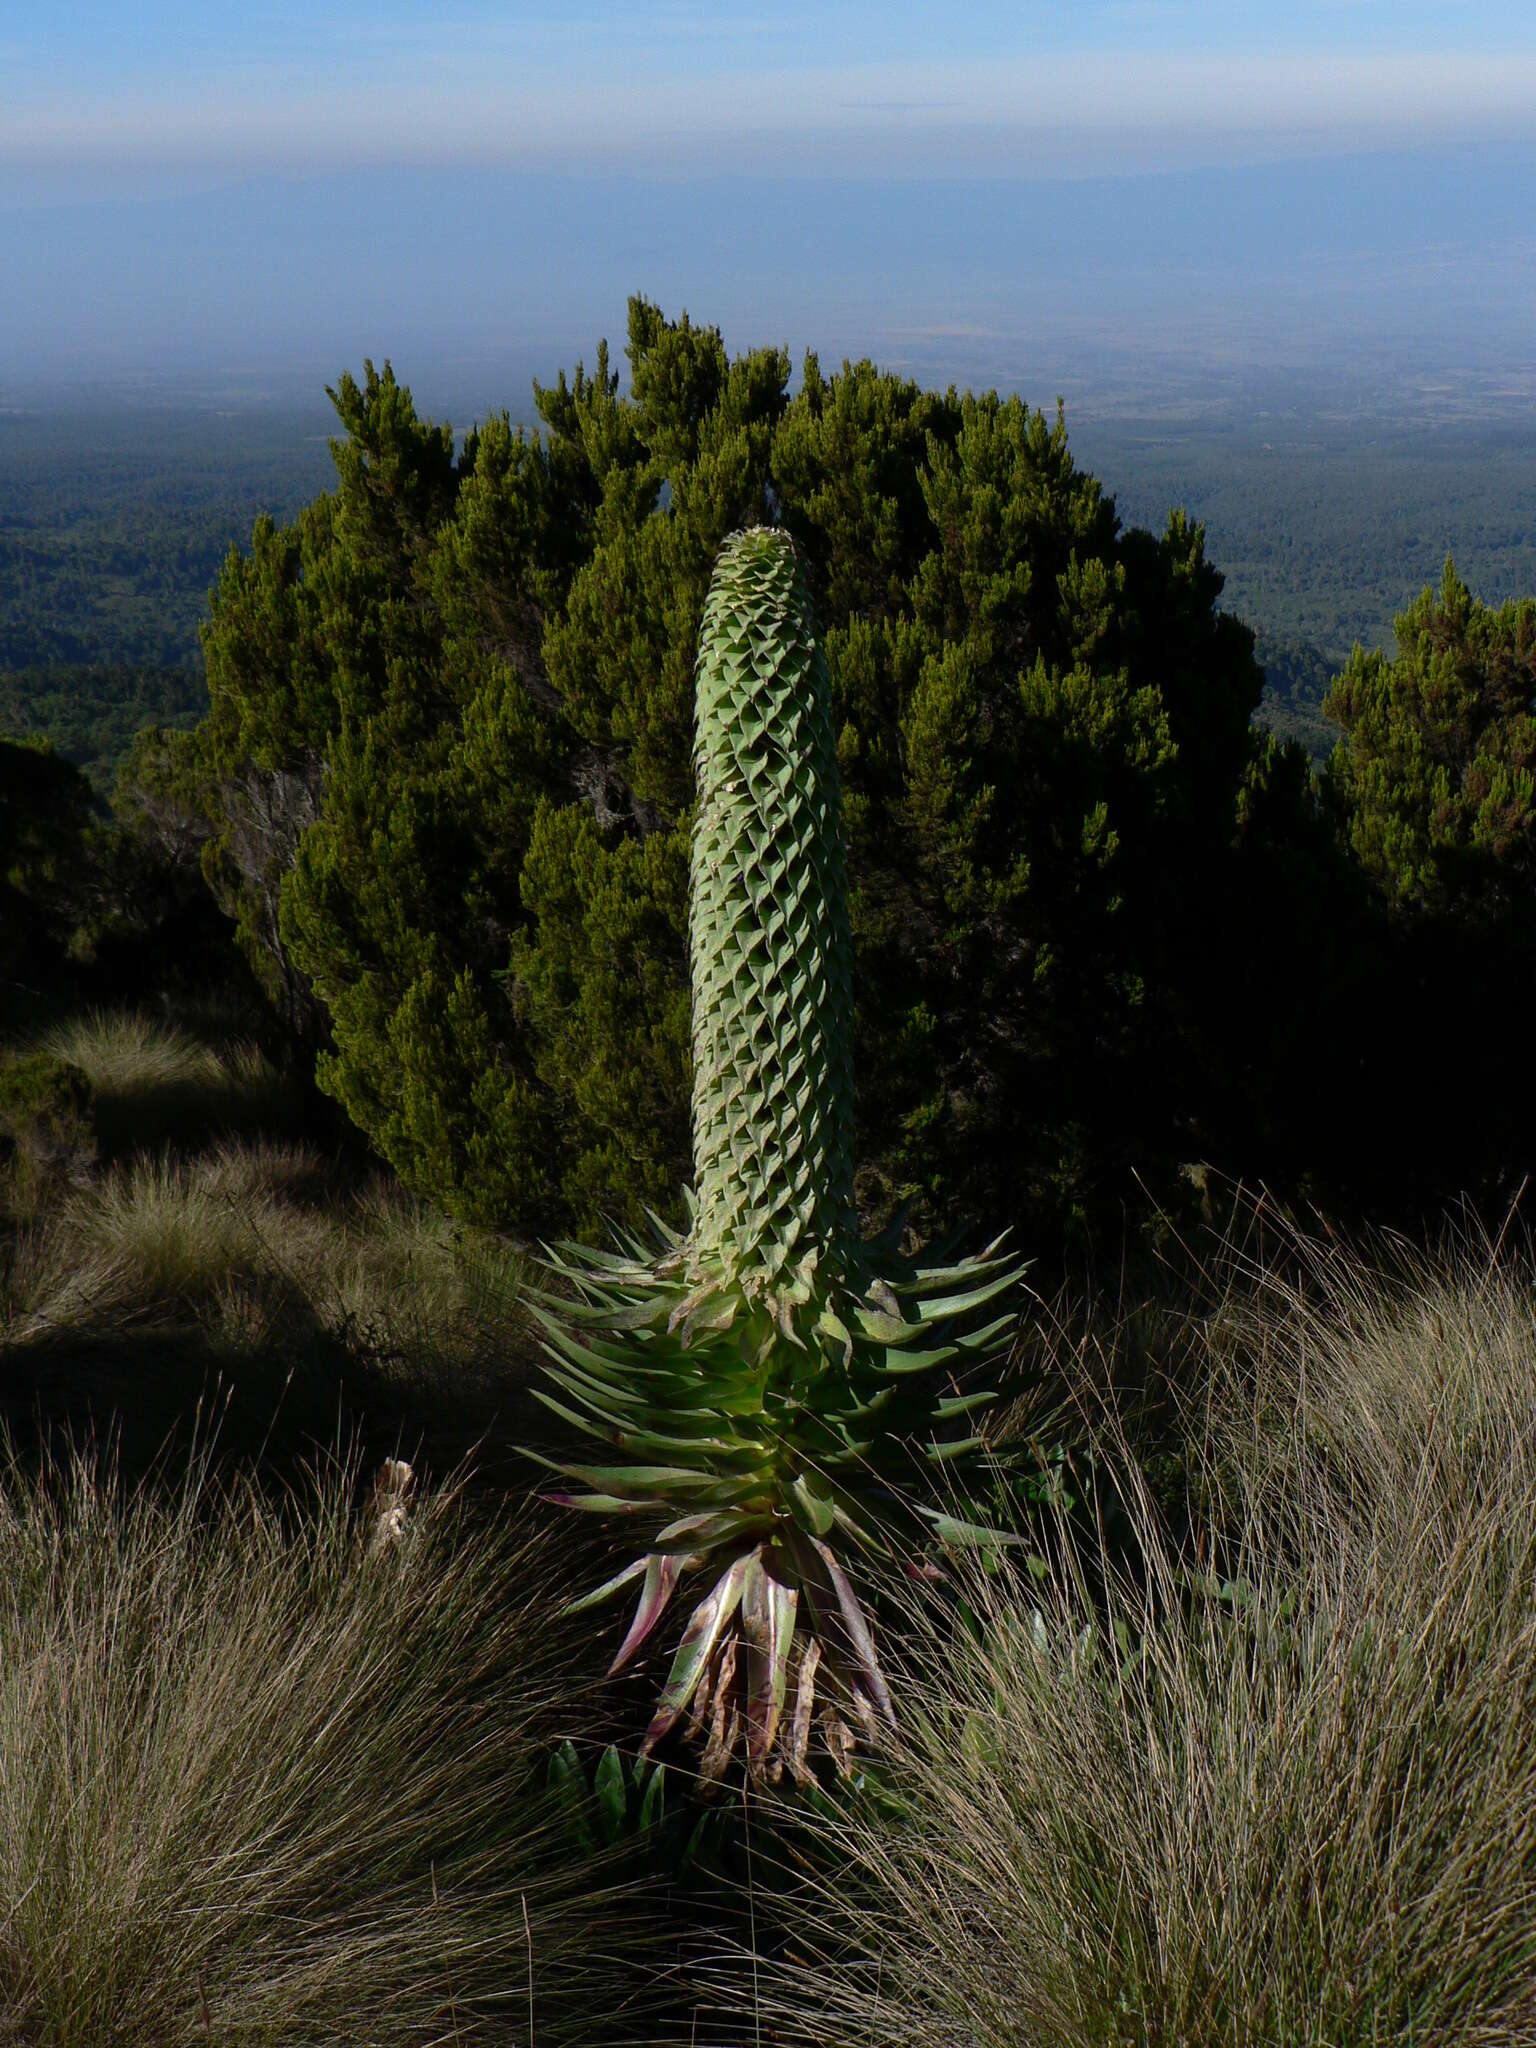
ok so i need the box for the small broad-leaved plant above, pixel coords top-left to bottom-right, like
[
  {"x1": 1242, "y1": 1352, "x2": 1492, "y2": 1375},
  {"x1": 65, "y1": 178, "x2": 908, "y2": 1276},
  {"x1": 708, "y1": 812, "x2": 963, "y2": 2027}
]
[{"x1": 530, "y1": 525, "x2": 1025, "y2": 1786}]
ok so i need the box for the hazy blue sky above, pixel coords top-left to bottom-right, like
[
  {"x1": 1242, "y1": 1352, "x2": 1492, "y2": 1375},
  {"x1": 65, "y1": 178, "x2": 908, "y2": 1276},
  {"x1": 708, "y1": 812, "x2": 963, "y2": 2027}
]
[
  {"x1": 4, "y1": 4, "x2": 1535, "y2": 402},
  {"x1": 7, "y1": 0, "x2": 1536, "y2": 192}
]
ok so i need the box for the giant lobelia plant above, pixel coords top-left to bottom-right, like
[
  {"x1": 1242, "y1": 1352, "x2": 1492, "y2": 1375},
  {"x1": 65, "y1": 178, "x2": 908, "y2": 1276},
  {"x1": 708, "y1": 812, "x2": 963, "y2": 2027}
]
[{"x1": 530, "y1": 524, "x2": 1026, "y2": 1784}]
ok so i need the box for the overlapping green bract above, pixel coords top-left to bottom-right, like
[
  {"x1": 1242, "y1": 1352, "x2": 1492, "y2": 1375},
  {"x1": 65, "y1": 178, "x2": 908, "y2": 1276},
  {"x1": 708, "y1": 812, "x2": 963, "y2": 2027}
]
[
  {"x1": 533, "y1": 525, "x2": 1025, "y2": 1784},
  {"x1": 689, "y1": 527, "x2": 856, "y2": 1284}
]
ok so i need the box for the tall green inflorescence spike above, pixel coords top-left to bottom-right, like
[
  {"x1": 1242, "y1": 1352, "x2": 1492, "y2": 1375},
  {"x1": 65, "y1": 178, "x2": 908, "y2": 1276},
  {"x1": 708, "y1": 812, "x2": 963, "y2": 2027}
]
[
  {"x1": 688, "y1": 527, "x2": 855, "y2": 1284},
  {"x1": 528, "y1": 522, "x2": 1029, "y2": 1789}
]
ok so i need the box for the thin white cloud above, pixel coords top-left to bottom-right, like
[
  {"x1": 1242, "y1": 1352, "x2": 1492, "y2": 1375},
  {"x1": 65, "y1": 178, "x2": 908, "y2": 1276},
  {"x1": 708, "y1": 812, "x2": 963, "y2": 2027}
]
[{"x1": 4, "y1": 47, "x2": 1535, "y2": 173}]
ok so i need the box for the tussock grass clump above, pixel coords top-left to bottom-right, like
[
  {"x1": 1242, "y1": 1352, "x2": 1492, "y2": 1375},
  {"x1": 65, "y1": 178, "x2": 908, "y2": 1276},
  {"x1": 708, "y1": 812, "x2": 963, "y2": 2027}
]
[
  {"x1": 32, "y1": 1010, "x2": 290, "y2": 1156},
  {"x1": 756, "y1": 1227, "x2": 1536, "y2": 2048},
  {"x1": 28, "y1": 1152, "x2": 282, "y2": 1322},
  {"x1": 5, "y1": 1143, "x2": 528, "y2": 1369},
  {"x1": 0, "y1": 1435, "x2": 670, "y2": 2047},
  {"x1": 35, "y1": 1010, "x2": 233, "y2": 1096},
  {"x1": 0, "y1": 1016, "x2": 535, "y2": 1465},
  {"x1": 329, "y1": 1180, "x2": 530, "y2": 1370},
  {"x1": 0, "y1": 1142, "x2": 536, "y2": 1484}
]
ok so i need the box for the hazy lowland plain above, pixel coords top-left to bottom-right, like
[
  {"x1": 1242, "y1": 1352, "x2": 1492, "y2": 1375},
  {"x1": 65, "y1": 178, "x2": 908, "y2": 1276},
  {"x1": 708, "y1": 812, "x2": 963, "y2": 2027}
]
[{"x1": 6, "y1": 309, "x2": 1536, "y2": 2043}]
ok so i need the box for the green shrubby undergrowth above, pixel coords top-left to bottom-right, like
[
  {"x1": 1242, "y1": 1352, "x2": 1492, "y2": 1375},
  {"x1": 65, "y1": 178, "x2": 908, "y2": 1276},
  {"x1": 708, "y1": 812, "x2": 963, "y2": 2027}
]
[
  {"x1": 0, "y1": 1050, "x2": 96, "y2": 1217},
  {"x1": 3, "y1": 1007, "x2": 1535, "y2": 2044}
]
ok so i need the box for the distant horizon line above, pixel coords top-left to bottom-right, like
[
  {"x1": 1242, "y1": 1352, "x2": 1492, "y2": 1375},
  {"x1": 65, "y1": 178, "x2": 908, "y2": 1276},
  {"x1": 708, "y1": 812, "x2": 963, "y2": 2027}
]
[{"x1": 7, "y1": 131, "x2": 1536, "y2": 212}]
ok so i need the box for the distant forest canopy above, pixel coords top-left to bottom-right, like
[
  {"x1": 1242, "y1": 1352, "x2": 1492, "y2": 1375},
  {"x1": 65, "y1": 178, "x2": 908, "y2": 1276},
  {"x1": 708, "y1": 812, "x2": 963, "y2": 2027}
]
[
  {"x1": 0, "y1": 667, "x2": 206, "y2": 793},
  {"x1": 0, "y1": 406, "x2": 334, "y2": 673},
  {"x1": 1249, "y1": 630, "x2": 1338, "y2": 764},
  {"x1": 7, "y1": 380, "x2": 1536, "y2": 784},
  {"x1": 1068, "y1": 418, "x2": 1536, "y2": 661}
]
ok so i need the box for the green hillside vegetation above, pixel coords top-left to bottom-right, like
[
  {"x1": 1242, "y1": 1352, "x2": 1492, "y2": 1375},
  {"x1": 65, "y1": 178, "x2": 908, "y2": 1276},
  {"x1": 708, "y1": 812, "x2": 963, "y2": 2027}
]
[
  {"x1": 1075, "y1": 417, "x2": 1536, "y2": 658},
  {"x1": 0, "y1": 404, "x2": 334, "y2": 670},
  {"x1": 0, "y1": 405, "x2": 327, "y2": 786},
  {"x1": 6, "y1": 306, "x2": 1536, "y2": 2041},
  {"x1": 0, "y1": 663, "x2": 206, "y2": 790},
  {"x1": 1251, "y1": 626, "x2": 1340, "y2": 763}
]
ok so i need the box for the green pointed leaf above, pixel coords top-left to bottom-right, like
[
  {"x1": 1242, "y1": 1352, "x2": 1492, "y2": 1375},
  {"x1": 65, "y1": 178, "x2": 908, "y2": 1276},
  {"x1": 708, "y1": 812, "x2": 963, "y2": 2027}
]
[
  {"x1": 666, "y1": 1278, "x2": 730, "y2": 1336},
  {"x1": 529, "y1": 1387, "x2": 626, "y2": 1445},
  {"x1": 607, "y1": 1553, "x2": 681, "y2": 1676},
  {"x1": 915, "y1": 1271, "x2": 1023, "y2": 1322},
  {"x1": 593, "y1": 1745, "x2": 627, "y2": 1846},
  {"x1": 854, "y1": 1307, "x2": 918, "y2": 1344},
  {"x1": 568, "y1": 1294, "x2": 677, "y2": 1333},
  {"x1": 525, "y1": 1312, "x2": 656, "y2": 1388},
  {"x1": 546, "y1": 1740, "x2": 596, "y2": 1856},
  {"x1": 829, "y1": 1500, "x2": 890, "y2": 1555},
  {"x1": 816, "y1": 1304, "x2": 854, "y2": 1362},
  {"x1": 559, "y1": 1463, "x2": 751, "y2": 1498},
  {"x1": 933, "y1": 1390, "x2": 997, "y2": 1421},
  {"x1": 642, "y1": 1205, "x2": 684, "y2": 1247},
  {"x1": 538, "y1": 1353, "x2": 650, "y2": 1411},
  {"x1": 637, "y1": 1760, "x2": 666, "y2": 1830},
  {"x1": 879, "y1": 1342, "x2": 961, "y2": 1375},
  {"x1": 837, "y1": 1385, "x2": 897, "y2": 1425},
  {"x1": 653, "y1": 1508, "x2": 756, "y2": 1551},
  {"x1": 562, "y1": 1554, "x2": 648, "y2": 1617},
  {"x1": 640, "y1": 1550, "x2": 755, "y2": 1758},
  {"x1": 926, "y1": 1432, "x2": 988, "y2": 1463},
  {"x1": 536, "y1": 1487, "x2": 655, "y2": 1516},
  {"x1": 789, "y1": 1469, "x2": 836, "y2": 1537},
  {"x1": 539, "y1": 1238, "x2": 640, "y2": 1277},
  {"x1": 680, "y1": 1808, "x2": 717, "y2": 1873},
  {"x1": 822, "y1": 1438, "x2": 875, "y2": 1466},
  {"x1": 546, "y1": 1738, "x2": 581, "y2": 1795},
  {"x1": 892, "y1": 1251, "x2": 1020, "y2": 1294},
  {"x1": 919, "y1": 1508, "x2": 1027, "y2": 1551},
  {"x1": 954, "y1": 1312, "x2": 1021, "y2": 1351}
]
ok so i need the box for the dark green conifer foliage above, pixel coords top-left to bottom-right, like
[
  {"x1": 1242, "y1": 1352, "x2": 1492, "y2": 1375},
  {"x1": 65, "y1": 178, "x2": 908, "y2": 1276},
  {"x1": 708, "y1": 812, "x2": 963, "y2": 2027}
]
[
  {"x1": 1326, "y1": 558, "x2": 1536, "y2": 923},
  {"x1": 1314, "y1": 560, "x2": 1536, "y2": 1219},
  {"x1": 1, "y1": 739, "x2": 96, "y2": 1033},
  {"x1": 188, "y1": 300, "x2": 1270, "y2": 1239}
]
